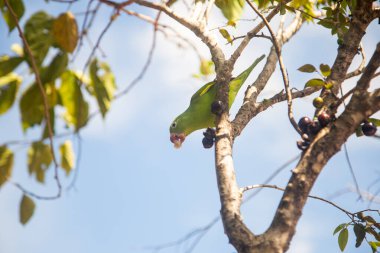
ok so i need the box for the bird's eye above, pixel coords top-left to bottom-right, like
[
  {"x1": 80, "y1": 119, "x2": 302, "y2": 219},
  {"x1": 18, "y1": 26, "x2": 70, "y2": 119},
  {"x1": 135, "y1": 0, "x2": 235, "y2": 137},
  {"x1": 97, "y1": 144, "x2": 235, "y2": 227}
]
[{"x1": 171, "y1": 122, "x2": 177, "y2": 128}]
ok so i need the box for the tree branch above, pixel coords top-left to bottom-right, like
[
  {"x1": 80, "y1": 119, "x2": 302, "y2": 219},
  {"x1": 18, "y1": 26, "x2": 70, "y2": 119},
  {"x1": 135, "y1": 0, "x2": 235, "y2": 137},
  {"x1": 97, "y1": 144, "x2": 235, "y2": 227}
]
[
  {"x1": 4, "y1": 0, "x2": 62, "y2": 199},
  {"x1": 232, "y1": 13, "x2": 305, "y2": 137},
  {"x1": 245, "y1": 0, "x2": 301, "y2": 135}
]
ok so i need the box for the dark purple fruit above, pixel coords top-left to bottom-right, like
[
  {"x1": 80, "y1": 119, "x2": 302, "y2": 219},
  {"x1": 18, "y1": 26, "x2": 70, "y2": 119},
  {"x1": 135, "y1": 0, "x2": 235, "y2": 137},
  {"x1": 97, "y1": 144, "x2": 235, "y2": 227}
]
[
  {"x1": 308, "y1": 120, "x2": 321, "y2": 135},
  {"x1": 211, "y1": 100, "x2": 223, "y2": 115},
  {"x1": 362, "y1": 122, "x2": 377, "y2": 136},
  {"x1": 296, "y1": 140, "x2": 309, "y2": 151},
  {"x1": 298, "y1": 117, "x2": 312, "y2": 133},
  {"x1": 301, "y1": 133, "x2": 310, "y2": 141},
  {"x1": 318, "y1": 111, "x2": 331, "y2": 127},
  {"x1": 202, "y1": 137, "x2": 214, "y2": 149},
  {"x1": 203, "y1": 128, "x2": 216, "y2": 140}
]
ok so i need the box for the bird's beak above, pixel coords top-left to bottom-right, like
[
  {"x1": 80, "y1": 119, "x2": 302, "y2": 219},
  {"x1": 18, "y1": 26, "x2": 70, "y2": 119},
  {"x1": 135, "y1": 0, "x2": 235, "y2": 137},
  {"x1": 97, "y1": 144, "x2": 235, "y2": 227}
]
[{"x1": 170, "y1": 133, "x2": 186, "y2": 149}]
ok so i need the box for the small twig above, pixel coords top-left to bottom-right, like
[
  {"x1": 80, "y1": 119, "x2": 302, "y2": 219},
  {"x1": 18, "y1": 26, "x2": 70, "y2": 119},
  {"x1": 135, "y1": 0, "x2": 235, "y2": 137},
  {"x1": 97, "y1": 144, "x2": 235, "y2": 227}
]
[
  {"x1": 343, "y1": 143, "x2": 363, "y2": 201},
  {"x1": 241, "y1": 184, "x2": 355, "y2": 217},
  {"x1": 4, "y1": 0, "x2": 62, "y2": 199},
  {"x1": 232, "y1": 33, "x2": 272, "y2": 43},
  {"x1": 146, "y1": 154, "x2": 299, "y2": 253},
  {"x1": 114, "y1": 18, "x2": 158, "y2": 98},
  {"x1": 72, "y1": 0, "x2": 96, "y2": 61},
  {"x1": 81, "y1": 13, "x2": 115, "y2": 78},
  {"x1": 246, "y1": 0, "x2": 301, "y2": 134}
]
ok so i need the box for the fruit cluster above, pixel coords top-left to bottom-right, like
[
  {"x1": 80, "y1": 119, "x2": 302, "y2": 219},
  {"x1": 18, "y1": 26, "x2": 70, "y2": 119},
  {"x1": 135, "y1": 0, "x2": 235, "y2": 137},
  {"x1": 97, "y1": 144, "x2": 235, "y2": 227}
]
[
  {"x1": 361, "y1": 121, "x2": 377, "y2": 136},
  {"x1": 202, "y1": 128, "x2": 216, "y2": 149},
  {"x1": 296, "y1": 111, "x2": 334, "y2": 151}
]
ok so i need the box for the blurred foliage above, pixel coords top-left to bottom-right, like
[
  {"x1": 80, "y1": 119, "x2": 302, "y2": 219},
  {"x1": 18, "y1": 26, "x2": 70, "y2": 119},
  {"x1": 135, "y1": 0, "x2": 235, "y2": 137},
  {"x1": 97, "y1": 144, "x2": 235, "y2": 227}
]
[{"x1": 0, "y1": 0, "x2": 117, "y2": 225}]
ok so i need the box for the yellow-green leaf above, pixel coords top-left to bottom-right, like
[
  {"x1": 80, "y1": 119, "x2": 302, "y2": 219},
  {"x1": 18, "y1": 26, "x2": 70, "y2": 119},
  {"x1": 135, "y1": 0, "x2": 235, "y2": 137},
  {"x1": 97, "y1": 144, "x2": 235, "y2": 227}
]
[
  {"x1": 305, "y1": 78, "x2": 325, "y2": 88},
  {"x1": 368, "y1": 118, "x2": 380, "y2": 127},
  {"x1": 19, "y1": 195, "x2": 35, "y2": 225},
  {"x1": 0, "y1": 55, "x2": 23, "y2": 76},
  {"x1": 27, "y1": 142, "x2": 52, "y2": 184},
  {"x1": 40, "y1": 52, "x2": 68, "y2": 84},
  {"x1": 59, "y1": 71, "x2": 89, "y2": 130},
  {"x1": 219, "y1": 28, "x2": 233, "y2": 45},
  {"x1": 199, "y1": 59, "x2": 214, "y2": 76},
  {"x1": 338, "y1": 228, "x2": 349, "y2": 252},
  {"x1": 59, "y1": 140, "x2": 75, "y2": 176},
  {"x1": 19, "y1": 83, "x2": 44, "y2": 130},
  {"x1": 0, "y1": 145, "x2": 13, "y2": 187},
  {"x1": 333, "y1": 223, "x2": 347, "y2": 235},
  {"x1": 24, "y1": 11, "x2": 54, "y2": 67},
  {"x1": 215, "y1": 0, "x2": 245, "y2": 22},
  {"x1": 52, "y1": 12, "x2": 78, "y2": 53},
  {"x1": 0, "y1": 0, "x2": 25, "y2": 32},
  {"x1": 320, "y1": 63, "x2": 331, "y2": 77},
  {"x1": 298, "y1": 64, "x2": 316, "y2": 73},
  {"x1": 89, "y1": 59, "x2": 116, "y2": 118},
  {"x1": 0, "y1": 73, "x2": 22, "y2": 115}
]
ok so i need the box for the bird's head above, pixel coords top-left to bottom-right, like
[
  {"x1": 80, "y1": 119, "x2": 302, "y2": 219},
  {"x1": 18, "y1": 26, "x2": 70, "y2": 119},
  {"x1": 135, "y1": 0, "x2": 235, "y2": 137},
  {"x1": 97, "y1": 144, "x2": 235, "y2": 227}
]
[{"x1": 169, "y1": 119, "x2": 186, "y2": 149}]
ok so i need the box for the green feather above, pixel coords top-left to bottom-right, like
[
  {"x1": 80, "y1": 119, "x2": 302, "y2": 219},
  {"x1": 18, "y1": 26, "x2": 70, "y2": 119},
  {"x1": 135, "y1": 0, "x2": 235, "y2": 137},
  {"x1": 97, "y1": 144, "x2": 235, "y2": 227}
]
[{"x1": 170, "y1": 54, "x2": 265, "y2": 137}]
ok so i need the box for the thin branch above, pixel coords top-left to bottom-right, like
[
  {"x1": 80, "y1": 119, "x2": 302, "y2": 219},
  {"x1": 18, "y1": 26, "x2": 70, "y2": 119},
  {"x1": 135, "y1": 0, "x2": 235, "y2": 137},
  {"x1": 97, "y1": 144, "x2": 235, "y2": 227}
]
[
  {"x1": 356, "y1": 42, "x2": 380, "y2": 91},
  {"x1": 114, "y1": 13, "x2": 158, "y2": 98},
  {"x1": 81, "y1": 13, "x2": 115, "y2": 79},
  {"x1": 229, "y1": 3, "x2": 286, "y2": 66},
  {"x1": 146, "y1": 154, "x2": 299, "y2": 253},
  {"x1": 241, "y1": 184, "x2": 355, "y2": 217},
  {"x1": 4, "y1": 0, "x2": 62, "y2": 199},
  {"x1": 343, "y1": 132, "x2": 363, "y2": 202},
  {"x1": 345, "y1": 44, "x2": 366, "y2": 79},
  {"x1": 246, "y1": 0, "x2": 301, "y2": 135}
]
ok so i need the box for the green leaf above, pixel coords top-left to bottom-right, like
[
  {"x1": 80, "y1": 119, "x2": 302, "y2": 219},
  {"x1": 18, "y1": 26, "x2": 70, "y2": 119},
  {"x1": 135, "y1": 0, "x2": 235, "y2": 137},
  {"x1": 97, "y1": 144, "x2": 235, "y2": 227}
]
[
  {"x1": 317, "y1": 19, "x2": 334, "y2": 29},
  {"x1": 369, "y1": 241, "x2": 378, "y2": 253},
  {"x1": 0, "y1": 0, "x2": 25, "y2": 32},
  {"x1": 215, "y1": 0, "x2": 245, "y2": 22},
  {"x1": 334, "y1": 223, "x2": 347, "y2": 235},
  {"x1": 305, "y1": 78, "x2": 325, "y2": 88},
  {"x1": 368, "y1": 118, "x2": 380, "y2": 127},
  {"x1": 219, "y1": 28, "x2": 233, "y2": 45},
  {"x1": 353, "y1": 224, "x2": 366, "y2": 248},
  {"x1": 23, "y1": 11, "x2": 54, "y2": 68},
  {"x1": 59, "y1": 140, "x2": 75, "y2": 176},
  {"x1": 298, "y1": 64, "x2": 316, "y2": 73},
  {"x1": 52, "y1": 12, "x2": 78, "y2": 53},
  {"x1": 27, "y1": 141, "x2": 52, "y2": 184},
  {"x1": 19, "y1": 194, "x2": 35, "y2": 225},
  {"x1": 40, "y1": 51, "x2": 68, "y2": 84},
  {"x1": 0, "y1": 73, "x2": 22, "y2": 115},
  {"x1": 59, "y1": 71, "x2": 89, "y2": 130},
  {"x1": 89, "y1": 59, "x2": 116, "y2": 118},
  {"x1": 19, "y1": 83, "x2": 44, "y2": 130},
  {"x1": 199, "y1": 59, "x2": 214, "y2": 76},
  {"x1": 0, "y1": 55, "x2": 23, "y2": 76},
  {"x1": 324, "y1": 82, "x2": 334, "y2": 89},
  {"x1": 0, "y1": 145, "x2": 13, "y2": 187},
  {"x1": 320, "y1": 64, "x2": 331, "y2": 77},
  {"x1": 338, "y1": 228, "x2": 349, "y2": 252}
]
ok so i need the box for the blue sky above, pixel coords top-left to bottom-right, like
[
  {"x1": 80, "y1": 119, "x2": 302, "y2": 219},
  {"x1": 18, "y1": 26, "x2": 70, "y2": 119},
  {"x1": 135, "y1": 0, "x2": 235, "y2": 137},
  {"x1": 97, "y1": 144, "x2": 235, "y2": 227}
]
[{"x1": 0, "y1": 1, "x2": 379, "y2": 253}]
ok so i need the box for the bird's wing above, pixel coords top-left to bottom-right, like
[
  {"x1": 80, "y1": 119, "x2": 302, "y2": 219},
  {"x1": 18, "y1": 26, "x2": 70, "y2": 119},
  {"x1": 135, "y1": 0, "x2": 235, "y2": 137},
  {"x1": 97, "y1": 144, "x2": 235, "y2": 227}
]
[{"x1": 190, "y1": 81, "x2": 216, "y2": 104}]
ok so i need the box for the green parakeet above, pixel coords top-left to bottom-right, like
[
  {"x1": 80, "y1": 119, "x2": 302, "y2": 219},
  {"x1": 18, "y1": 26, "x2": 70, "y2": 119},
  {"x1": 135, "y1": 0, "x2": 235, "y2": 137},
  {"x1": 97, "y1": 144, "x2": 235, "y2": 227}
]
[
  {"x1": 169, "y1": 54, "x2": 265, "y2": 148},
  {"x1": 215, "y1": 0, "x2": 245, "y2": 24}
]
